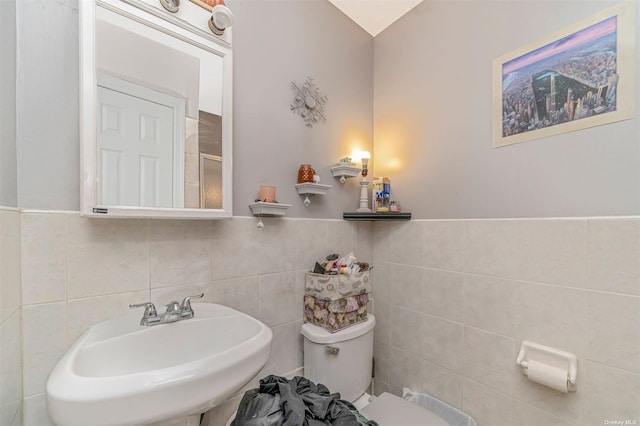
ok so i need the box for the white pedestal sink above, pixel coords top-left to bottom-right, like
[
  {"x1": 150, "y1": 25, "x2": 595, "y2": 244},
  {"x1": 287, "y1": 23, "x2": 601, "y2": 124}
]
[{"x1": 46, "y1": 303, "x2": 272, "y2": 426}]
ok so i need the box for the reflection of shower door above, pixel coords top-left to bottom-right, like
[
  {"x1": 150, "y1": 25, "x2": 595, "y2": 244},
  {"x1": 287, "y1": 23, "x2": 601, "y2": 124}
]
[
  {"x1": 200, "y1": 154, "x2": 223, "y2": 209},
  {"x1": 97, "y1": 76, "x2": 185, "y2": 208}
]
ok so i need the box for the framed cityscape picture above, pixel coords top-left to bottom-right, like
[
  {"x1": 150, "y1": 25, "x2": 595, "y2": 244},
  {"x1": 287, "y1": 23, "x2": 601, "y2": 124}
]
[{"x1": 492, "y1": 1, "x2": 636, "y2": 147}]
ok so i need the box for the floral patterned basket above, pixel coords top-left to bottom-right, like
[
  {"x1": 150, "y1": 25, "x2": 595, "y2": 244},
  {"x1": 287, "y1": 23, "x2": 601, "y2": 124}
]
[
  {"x1": 303, "y1": 293, "x2": 369, "y2": 332},
  {"x1": 304, "y1": 271, "x2": 371, "y2": 301}
]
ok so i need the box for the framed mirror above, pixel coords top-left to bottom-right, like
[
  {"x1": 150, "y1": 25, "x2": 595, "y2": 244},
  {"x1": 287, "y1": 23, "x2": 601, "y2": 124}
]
[{"x1": 79, "y1": 0, "x2": 233, "y2": 218}]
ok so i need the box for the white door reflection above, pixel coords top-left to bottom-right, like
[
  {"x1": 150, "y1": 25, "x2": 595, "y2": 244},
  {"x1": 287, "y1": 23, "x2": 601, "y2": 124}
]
[
  {"x1": 97, "y1": 75, "x2": 185, "y2": 207},
  {"x1": 95, "y1": 8, "x2": 225, "y2": 211}
]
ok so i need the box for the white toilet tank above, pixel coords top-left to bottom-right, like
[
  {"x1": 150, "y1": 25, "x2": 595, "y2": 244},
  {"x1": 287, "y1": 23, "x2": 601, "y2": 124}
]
[{"x1": 301, "y1": 314, "x2": 375, "y2": 403}]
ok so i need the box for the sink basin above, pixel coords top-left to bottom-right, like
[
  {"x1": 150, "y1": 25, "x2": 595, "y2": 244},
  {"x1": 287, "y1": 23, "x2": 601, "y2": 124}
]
[{"x1": 46, "y1": 303, "x2": 272, "y2": 426}]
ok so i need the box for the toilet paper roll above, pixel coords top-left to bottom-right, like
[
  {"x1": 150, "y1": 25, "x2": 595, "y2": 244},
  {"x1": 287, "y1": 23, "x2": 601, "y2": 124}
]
[{"x1": 526, "y1": 360, "x2": 569, "y2": 393}]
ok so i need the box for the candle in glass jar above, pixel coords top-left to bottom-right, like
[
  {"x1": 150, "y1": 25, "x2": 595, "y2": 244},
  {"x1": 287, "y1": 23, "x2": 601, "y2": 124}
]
[
  {"x1": 258, "y1": 185, "x2": 276, "y2": 203},
  {"x1": 298, "y1": 164, "x2": 315, "y2": 183}
]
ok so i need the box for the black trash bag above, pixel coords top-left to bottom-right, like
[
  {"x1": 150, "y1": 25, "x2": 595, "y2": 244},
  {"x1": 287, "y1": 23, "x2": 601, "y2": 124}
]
[
  {"x1": 232, "y1": 375, "x2": 374, "y2": 426},
  {"x1": 230, "y1": 388, "x2": 284, "y2": 426}
]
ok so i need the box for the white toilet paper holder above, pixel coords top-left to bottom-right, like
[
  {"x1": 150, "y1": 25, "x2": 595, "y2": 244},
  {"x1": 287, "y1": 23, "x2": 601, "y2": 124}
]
[{"x1": 516, "y1": 340, "x2": 577, "y2": 392}]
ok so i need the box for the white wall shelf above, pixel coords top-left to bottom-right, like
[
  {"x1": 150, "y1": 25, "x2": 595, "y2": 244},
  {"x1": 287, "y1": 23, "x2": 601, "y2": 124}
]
[
  {"x1": 294, "y1": 183, "x2": 331, "y2": 206},
  {"x1": 249, "y1": 201, "x2": 291, "y2": 216},
  {"x1": 330, "y1": 163, "x2": 361, "y2": 183}
]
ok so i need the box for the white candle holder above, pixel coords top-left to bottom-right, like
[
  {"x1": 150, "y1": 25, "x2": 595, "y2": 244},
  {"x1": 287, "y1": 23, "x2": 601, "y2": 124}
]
[
  {"x1": 356, "y1": 179, "x2": 371, "y2": 213},
  {"x1": 356, "y1": 156, "x2": 371, "y2": 213}
]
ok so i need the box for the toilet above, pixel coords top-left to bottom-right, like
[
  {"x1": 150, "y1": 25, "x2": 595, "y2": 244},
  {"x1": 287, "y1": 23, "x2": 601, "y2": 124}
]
[
  {"x1": 226, "y1": 314, "x2": 448, "y2": 425},
  {"x1": 301, "y1": 314, "x2": 448, "y2": 426}
]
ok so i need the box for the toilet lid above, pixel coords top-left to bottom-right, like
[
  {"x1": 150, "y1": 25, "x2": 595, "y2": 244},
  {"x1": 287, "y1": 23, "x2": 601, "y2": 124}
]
[{"x1": 359, "y1": 393, "x2": 449, "y2": 426}]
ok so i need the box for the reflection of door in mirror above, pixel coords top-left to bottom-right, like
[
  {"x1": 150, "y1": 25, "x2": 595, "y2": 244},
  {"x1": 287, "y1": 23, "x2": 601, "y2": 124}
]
[
  {"x1": 97, "y1": 75, "x2": 185, "y2": 207},
  {"x1": 93, "y1": 3, "x2": 227, "y2": 213}
]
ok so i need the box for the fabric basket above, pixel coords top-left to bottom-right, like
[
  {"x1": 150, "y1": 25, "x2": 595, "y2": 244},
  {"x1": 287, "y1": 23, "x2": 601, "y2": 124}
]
[
  {"x1": 303, "y1": 293, "x2": 369, "y2": 332},
  {"x1": 304, "y1": 271, "x2": 371, "y2": 301}
]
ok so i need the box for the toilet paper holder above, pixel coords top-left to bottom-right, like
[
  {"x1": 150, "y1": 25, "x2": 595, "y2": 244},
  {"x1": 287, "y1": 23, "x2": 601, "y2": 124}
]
[{"x1": 516, "y1": 340, "x2": 577, "y2": 392}]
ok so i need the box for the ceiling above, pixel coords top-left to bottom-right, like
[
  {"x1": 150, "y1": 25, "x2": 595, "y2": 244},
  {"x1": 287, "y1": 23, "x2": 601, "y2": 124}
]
[{"x1": 327, "y1": 0, "x2": 424, "y2": 37}]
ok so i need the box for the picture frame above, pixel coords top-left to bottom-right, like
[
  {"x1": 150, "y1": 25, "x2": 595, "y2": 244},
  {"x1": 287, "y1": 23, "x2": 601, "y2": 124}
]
[{"x1": 492, "y1": 1, "x2": 636, "y2": 147}]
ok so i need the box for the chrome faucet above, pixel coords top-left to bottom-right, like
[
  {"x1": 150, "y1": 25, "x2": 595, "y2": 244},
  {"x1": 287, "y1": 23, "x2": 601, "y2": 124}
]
[
  {"x1": 128, "y1": 301, "x2": 159, "y2": 326},
  {"x1": 129, "y1": 293, "x2": 204, "y2": 326}
]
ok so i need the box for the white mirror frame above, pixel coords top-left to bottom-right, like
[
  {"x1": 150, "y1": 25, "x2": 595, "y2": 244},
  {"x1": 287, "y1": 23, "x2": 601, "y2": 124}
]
[{"x1": 79, "y1": 0, "x2": 233, "y2": 219}]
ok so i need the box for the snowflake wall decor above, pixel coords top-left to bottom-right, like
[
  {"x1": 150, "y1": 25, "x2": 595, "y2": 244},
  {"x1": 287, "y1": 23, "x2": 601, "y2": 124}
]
[{"x1": 290, "y1": 77, "x2": 327, "y2": 128}]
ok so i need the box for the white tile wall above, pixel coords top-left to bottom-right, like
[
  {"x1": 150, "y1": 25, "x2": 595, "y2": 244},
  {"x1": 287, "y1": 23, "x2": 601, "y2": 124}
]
[
  {"x1": 0, "y1": 311, "x2": 22, "y2": 425},
  {"x1": 20, "y1": 213, "x2": 66, "y2": 305},
  {"x1": 149, "y1": 220, "x2": 212, "y2": 289},
  {"x1": 422, "y1": 220, "x2": 465, "y2": 271},
  {"x1": 582, "y1": 361, "x2": 640, "y2": 425},
  {"x1": 463, "y1": 327, "x2": 516, "y2": 395},
  {"x1": 211, "y1": 276, "x2": 260, "y2": 318},
  {"x1": 586, "y1": 291, "x2": 640, "y2": 374},
  {"x1": 464, "y1": 220, "x2": 517, "y2": 279},
  {"x1": 422, "y1": 268, "x2": 464, "y2": 322},
  {"x1": 514, "y1": 282, "x2": 587, "y2": 357},
  {"x1": 421, "y1": 359, "x2": 463, "y2": 408},
  {"x1": 66, "y1": 215, "x2": 149, "y2": 299},
  {"x1": 4, "y1": 211, "x2": 640, "y2": 426},
  {"x1": 210, "y1": 218, "x2": 259, "y2": 280},
  {"x1": 258, "y1": 271, "x2": 299, "y2": 327},
  {"x1": 22, "y1": 303, "x2": 66, "y2": 397},
  {"x1": 586, "y1": 219, "x2": 640, "y2": 296},
  {"x1": 391, "y1": 307, "x2": 422, "y2": 356},
  {"x1": 421, "y1": 315, "x2": 463, "y2": 373},
  {"x1": 515, "y1": 220, "x2": 587, "y2": 288},
  {"x1": 462, "y1": 378, "x2": 514, "y2": 426},
  {"x1": 0, "y1": 208, "x2": 22, "y2": 425},
  {"x1": 513, "y1": 400, "x2": 575, "y2": 426},
  {"x1": 1, "y1": 209, "x2": 21, "y2": 323},
  {"x1": 14, "y1": 212, "x2": 368, "y2": 425},
  {"x1": 374, "y1": 218, "x2": 640, "y2": 426},
  {"x1": 463, "y1": 275, "x2": 517, "y2": 337}
]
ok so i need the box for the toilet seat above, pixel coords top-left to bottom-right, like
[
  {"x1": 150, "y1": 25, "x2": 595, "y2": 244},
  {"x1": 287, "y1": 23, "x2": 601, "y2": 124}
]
[
  {"x1": 359, "y1": 392, "x2": 448, "y2": 426},
  {"x1": 351, "y1": 392, "x2": 372, "y2": 411}
]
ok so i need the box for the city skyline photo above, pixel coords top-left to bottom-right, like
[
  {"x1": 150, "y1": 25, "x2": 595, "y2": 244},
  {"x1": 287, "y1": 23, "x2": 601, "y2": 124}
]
[{"x1": 492, "y1": 1, "x2": 636, "y2": 147}]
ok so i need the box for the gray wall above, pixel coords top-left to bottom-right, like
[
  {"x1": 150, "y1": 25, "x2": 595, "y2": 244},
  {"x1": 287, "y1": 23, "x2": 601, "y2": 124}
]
[
  {"x1": 373, "y1": 0, "x2": 640, "y2": 219},
  {"x1": 16, "y1": 0, "x2": 79, "y2": 210},
  {"x1": 16, "y1": 0, "x2": 639, "y2": 219},
  {"x1": 14, "y1": 0, "x2": 374, "y2": 218},
  {"x1": 0, "y1": 0, "x2": 17, "y2": 207},
  {"x1": 231, "y1": 0, "x2": 374, "y2": 218}
]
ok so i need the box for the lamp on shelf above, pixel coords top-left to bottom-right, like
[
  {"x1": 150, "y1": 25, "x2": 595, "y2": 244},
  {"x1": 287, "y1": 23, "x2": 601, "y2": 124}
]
[{"x1": 356, "y1": 151, "x2": 371, "y2": 213}]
